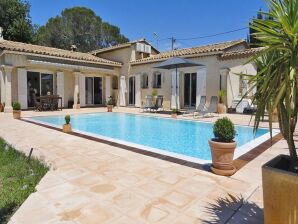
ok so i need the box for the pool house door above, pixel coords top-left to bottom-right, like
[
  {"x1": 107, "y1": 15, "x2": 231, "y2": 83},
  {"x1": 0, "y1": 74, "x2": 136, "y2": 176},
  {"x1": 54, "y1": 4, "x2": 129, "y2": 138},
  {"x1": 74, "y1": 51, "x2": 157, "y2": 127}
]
[
  {"x1": 85, "y1": 77, "x2": 103, "y2": 105},
  {"x1": 128, "y1": 76, "x2": 135, "y2": 105},
  {"x1": 184, "y1": 73, "x2": 197, "y2": 108}
]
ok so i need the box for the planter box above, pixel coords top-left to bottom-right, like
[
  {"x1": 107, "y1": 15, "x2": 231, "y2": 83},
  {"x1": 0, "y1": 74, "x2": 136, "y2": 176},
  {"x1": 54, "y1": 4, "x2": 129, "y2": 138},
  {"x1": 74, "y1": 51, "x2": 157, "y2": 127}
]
[
  {"x1": 13, "y1": 110, "x2": 21, "y2": 119},
  {"x1": 262, "y1": 155, "x2": 298, "y2": 224}
]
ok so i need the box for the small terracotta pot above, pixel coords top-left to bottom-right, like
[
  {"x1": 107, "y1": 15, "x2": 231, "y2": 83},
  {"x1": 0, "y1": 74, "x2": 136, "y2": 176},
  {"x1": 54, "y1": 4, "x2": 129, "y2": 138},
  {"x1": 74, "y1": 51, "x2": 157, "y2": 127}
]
[
  {"x1": 208, "y1": 140, "x2": 237, "y2": 176},
  {"x1": 171, "y1": 113, "x2": 177, "y2": 119},
  {"x1": 13, "y1": 110, "x2": 21, "y2": 119},
  {"x1": 107, "y1": 105, "x2": 113, "y2": 112},
  {"x1": 63, "y1": 124, "x2": 72, "y2": 133},
  {"x1": 217, "y1": 103, "x2": 226, "y2": 114},
  {"x1": 73, "y1": 104, "x2": 80, "y2": 109},
  {"x1": 0, "y1": 104, "x2": 3, "y2": 112}
]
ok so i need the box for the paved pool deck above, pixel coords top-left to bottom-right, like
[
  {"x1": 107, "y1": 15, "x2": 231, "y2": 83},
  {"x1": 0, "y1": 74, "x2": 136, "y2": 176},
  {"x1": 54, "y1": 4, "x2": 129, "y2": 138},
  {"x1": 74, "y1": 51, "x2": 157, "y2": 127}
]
[{"x1": 0, "y1": 108, "x2": 287, "y2": 224}]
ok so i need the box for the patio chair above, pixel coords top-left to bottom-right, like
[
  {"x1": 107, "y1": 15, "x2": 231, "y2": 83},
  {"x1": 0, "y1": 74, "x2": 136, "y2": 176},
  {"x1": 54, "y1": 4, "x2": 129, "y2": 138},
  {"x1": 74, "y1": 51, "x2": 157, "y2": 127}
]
[
  {"x1": 183, "y1": 96, "x2": 206, "y2": 117},
  {"x1": 32, "y1": 94, "x2": 43, "y2": 111},
  {"x1": 195, "y1": 96, "x2": 219, "y2": 118},
  {"x1": 150, "y1": 95, "x2": 164, "y2": 112},
  {"x1": 140, "y1": 95, "x2": 154, "y2": 112}
]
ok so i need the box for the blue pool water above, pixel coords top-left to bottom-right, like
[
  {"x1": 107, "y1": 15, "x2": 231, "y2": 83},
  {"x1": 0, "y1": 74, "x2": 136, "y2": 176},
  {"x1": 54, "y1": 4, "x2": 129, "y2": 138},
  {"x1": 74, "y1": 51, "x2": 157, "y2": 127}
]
[{"x1": 30, "y1": 113, "x2": 268, "y2": 161}]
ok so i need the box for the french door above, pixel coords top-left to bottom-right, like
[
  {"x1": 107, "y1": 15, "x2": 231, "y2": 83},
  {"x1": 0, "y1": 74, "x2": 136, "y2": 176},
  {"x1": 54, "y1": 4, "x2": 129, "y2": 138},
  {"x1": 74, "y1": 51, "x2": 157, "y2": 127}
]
[
  {"x1": 129, "y1": 76, "x2": 135, "y2": 105},
  {"x1": 85, "y1": 77, "x2": 103, "y2": 105},
  {"x1": 184, "y1": 73, "x2": 197, "y2": 108},
  {"x1": 27, "y1": 71, "x2": 53, "y2": 107}
]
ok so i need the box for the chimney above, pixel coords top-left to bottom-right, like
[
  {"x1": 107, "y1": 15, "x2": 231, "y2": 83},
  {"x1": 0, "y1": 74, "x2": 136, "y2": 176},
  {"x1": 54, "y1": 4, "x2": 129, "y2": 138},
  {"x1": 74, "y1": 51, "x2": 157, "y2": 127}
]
[
  {"x1": 0, "y1": 27, "x2": 3, "y2": 40},
  {"x1": 70, "y1": 44, "x2": 77, "y2": 52}
]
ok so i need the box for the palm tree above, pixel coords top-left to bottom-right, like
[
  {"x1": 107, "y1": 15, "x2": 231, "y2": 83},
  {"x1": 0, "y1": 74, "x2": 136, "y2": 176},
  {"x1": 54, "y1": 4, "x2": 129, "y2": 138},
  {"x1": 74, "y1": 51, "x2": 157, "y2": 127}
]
[{"x1": 249, "y1": 0, "x2": 298, "y2": 172}]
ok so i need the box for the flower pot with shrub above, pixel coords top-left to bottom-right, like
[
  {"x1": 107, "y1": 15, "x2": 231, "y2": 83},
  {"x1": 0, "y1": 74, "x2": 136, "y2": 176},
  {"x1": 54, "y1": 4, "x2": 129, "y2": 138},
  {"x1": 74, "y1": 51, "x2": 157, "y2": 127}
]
[
  {"x1": 217, "y1": 90, "x2": 226, "y2": 114},
  {"x1": 63, "y1": 115, "x2": 72, "y2": 133},
  {"x1": 171, "y1": 109, "x2": 178, "y2": 118},
  {"x1": 12, "y1": 102, "x2": 21, "y2": 119},
  {"x1": 248, "y1": 1, "x2": 298, "y2": 222},
  {"x1": 106, "y1": 96, "x2": 113, "y2": 112},
  {"x1": 208, "y1": 117, "x2": 236, "y2": 176}
]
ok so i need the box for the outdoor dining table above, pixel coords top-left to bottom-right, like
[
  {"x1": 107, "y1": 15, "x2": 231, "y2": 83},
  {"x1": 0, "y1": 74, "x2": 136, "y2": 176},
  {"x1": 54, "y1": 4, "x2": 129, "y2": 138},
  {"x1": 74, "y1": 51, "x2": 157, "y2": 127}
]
[{"x1": 36, "y1": 95, "x2": 63, "y2": 111}]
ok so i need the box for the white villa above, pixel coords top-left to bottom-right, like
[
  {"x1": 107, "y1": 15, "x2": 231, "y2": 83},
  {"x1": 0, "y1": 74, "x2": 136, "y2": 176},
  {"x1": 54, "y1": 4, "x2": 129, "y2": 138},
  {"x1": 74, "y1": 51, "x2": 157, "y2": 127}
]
[{"x1": 0, "y1": 36, "x2": 260, "y2": 112}]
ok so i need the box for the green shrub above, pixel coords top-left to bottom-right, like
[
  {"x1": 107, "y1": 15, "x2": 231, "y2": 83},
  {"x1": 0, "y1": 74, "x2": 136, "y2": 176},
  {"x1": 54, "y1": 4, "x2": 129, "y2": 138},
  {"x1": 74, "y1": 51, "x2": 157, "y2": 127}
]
[
  {"x1": 172, "y1": 109, "x2": 178, "y2": 114},
  {"x1": 106, "y1": 96, "x2": 113, "y2": 105},
  {"x1": 152, "y1": 89, "x2": 158, "y2": 97},
  {"x1": 12, "y1": 102, "x2": 21, "y2": 111},
  {"x1": 77, "y1": 92, "x2": 80, "y2": 104},
  {"x1": 65, "y1": 115, "x2": 71, "y2": 124},
  {"x1": 218, "y1": 90, "x2": 226, "y2": 104},
  {"x1": 213, "y1": 117, "x2": 236, "y2": 142}
]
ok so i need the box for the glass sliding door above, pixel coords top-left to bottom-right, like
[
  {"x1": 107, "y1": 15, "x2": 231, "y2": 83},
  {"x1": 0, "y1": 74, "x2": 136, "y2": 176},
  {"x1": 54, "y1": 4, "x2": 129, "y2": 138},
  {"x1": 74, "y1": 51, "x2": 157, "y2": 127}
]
[
  {"x1": 94, "y1": 77, "x2": 102, "y2": 105},
  {"x1": 27, "y1": 72, "x2": 40, "y2": 107},
  {"x1": 184, "y1": 73, "x2": 197, "y2": 108},
  {"x1": 85, "y1": 76, "x2": 103, "y2": 105},
  {"x1": 85, "y1": 77, "x2": 93, "y2": 105},
  {"x1": 41, "y1": 73, "x2": 53, "y2": 96},
  {"x1": 129, "y1": 76, "x2": 135, "y2": 105}
]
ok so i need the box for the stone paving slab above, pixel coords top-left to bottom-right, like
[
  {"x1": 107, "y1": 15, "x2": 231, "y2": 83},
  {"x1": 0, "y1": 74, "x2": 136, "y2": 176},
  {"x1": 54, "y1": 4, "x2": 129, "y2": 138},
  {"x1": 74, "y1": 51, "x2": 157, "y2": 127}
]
[{"x1": 0, "y1": 108, "x2": 286, "y2": 224}]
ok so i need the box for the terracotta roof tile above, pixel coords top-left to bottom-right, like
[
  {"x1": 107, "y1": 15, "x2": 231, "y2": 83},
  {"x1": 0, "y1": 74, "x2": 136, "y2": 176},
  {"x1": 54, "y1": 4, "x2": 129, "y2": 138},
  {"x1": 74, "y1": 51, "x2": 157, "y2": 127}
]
[
  {"x1": 220, "y1": 47, "x2": 264, "y2": 60},
  {"x1": 0, "y1": 40, "x2": 122, "y2": 66},
  {"x1": 130, "y1": 39, "x2": 247, "y2": 65}
]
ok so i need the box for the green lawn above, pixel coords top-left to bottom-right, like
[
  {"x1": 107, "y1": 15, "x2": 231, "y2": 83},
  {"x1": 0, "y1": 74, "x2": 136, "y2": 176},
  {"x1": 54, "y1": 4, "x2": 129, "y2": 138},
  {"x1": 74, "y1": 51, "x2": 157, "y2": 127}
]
[{"x1": 0, "y1": 138, "x2": 48, "y2": 224}]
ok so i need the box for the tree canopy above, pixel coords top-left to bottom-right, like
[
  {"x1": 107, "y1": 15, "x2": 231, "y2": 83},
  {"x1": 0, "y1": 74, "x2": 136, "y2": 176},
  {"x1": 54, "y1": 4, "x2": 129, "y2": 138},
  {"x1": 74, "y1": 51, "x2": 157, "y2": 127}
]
[
  {"x1": 35, "y1": 7, "x2": 129, "y2": 52},
  {"x1": 0, "y1": 0, "x2": 34, "y2": 43}
]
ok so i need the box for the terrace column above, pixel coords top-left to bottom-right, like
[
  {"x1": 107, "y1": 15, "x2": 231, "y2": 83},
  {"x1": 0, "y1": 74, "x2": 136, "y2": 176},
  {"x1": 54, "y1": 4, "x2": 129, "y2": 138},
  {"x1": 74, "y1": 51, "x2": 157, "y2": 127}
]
[
  {"x1": 2, "y1": 65, "x2": 13, "y2": 112},
  {"x1": 57, "y1": 71, "x2": 64, "y2": 107},
  {"x1": 73, "y1": 71, "x2": 80, "y2": 108},
  {"x1": 196, "y1": 66, "x2": 207, "y2": 108},
  {"x1": 79, "y1": 74, "x2": 85, "y2": 107},
  {"x1": 0, "y1": 68, "x2": 5, "y2": 104},
  {"x1": 219, "y1": 67, "x2": 230, "y2": 106},
  {"x1": 105, "y1": 75, "x2": 111, "y2": 102}
]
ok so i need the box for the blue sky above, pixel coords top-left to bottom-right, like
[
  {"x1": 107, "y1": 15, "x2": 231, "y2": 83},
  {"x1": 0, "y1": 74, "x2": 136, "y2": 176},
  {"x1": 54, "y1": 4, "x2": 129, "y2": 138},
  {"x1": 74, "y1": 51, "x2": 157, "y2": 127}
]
[{"x1": 27, "y1": 0, "x2": 267, "y2": 51}]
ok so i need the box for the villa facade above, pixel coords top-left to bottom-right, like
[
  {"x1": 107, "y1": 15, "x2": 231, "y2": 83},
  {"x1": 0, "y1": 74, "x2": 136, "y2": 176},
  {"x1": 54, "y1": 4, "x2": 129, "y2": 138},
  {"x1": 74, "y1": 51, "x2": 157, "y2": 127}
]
[{"x1": 0, "y1": 37, "x2": 260, "y2": 112}]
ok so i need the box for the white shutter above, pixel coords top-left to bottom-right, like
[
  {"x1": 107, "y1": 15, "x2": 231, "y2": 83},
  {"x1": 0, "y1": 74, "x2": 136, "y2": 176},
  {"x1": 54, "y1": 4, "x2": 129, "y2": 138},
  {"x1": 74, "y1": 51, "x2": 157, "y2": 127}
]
[
  {"x1": 17, "y1": 68, "x2": 27, "y2": 109},
  {"x1": 56, "y1": 72, "x2": 64, "y2": 107},
  {"x1": 196, "y1": 67, "x2": 207, "y2": 108},
  {"x1": 79, "y1": 74, "x2": 85, "y2": 106},
  {"x1": 119, "y1": 75, "x2": 126, "y2": 106},
  {"x1": 135, "y1": 74, "x2": 141, "y2": 107},
  {"x1": 171, "y1": 70, "x2": 180, "y2": 109}
]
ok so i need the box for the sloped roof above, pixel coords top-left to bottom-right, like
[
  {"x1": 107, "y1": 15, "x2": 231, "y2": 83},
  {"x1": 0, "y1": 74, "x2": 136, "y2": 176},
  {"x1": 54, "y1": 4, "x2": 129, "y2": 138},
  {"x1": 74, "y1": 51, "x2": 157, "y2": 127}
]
[
  {"x1": 0, "y1": 40, "x2": 122, "y2": 67},
  {"x1": 130, "y1": 39, "x2": 248, "y2": 65},
  {"x1": 90, "y1": 39, "x2": 160, "y2": 55},
  {"x1": 220, "y1": 47, "x2": 264, "y2": 60}
]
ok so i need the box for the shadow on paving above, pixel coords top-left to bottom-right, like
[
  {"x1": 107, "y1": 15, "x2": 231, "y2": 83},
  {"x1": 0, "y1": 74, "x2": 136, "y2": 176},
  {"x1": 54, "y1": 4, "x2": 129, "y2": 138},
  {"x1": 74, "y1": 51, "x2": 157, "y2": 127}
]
[{"x1": 201, "y1": 193, "x2": 263, "y2": 224}]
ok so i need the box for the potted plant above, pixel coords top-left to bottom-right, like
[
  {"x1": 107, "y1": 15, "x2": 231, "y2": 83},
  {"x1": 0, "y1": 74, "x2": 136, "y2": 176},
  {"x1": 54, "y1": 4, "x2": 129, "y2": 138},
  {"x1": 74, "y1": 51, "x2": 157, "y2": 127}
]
[
  {"x1": 0, "y1": 102, "x2": 4, "y2": 112},
  {"x1": 106, "y1": 96, "x2": 113, "y2": 112},
  {"x1": 171, "y1": 109, "x2": 178, "y2": 119},
  {"x1": 217, "y1": 90, "x2": 226, "y2": 114},
  {"x1": 249, "y1": 1, "x2": 298, "y2": 223},
  {"x1": 63, "y1": 115, "x2": 72, "y2": 133},
  {"x1": 208, "y1": 117, "x2": 236, "y2": 176},
  {"x1": 12, "y1": 102, "x2": 21, "y2": 119},
  {"x1": 152, "y1": 89, "x2": 158, "y2": 100},
  {"x1": 75, "y1": 92, "x2": 80, "y2": 109}
]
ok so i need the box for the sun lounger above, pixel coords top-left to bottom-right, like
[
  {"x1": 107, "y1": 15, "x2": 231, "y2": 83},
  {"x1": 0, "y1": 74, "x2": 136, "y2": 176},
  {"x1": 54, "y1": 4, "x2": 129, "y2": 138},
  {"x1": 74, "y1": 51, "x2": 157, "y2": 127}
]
[
  {"x1": 140, "y1": 95, "x2": 154, "y2": 112},
  {"x1": 195, "y1": 96, "x2": 219, "y2": 118},
  {"x1": 150, "y1": 95, "x2": 164, "y2": 112},
  {"x1": 183, "y1": 96, "x2": 206, "y2": 117}
]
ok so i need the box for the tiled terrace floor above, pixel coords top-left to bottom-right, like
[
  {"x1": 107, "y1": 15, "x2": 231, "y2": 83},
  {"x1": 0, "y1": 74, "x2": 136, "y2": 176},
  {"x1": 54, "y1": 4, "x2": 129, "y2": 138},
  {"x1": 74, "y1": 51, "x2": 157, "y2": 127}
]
[{"x1": 0, "y1": 108, "x2": 287, "y2": 224}]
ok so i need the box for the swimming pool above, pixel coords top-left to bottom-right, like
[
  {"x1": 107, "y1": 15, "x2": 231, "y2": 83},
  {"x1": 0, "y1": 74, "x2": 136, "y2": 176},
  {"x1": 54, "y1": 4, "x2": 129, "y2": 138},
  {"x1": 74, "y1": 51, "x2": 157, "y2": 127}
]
[{"x1": 28, "y1": 113, "x2": 274, "y2": 163}]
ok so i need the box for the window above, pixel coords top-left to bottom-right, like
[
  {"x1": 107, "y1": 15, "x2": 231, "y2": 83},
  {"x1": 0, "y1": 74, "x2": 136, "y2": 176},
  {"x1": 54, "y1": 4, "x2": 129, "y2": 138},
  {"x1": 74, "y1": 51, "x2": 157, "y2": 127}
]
[
  {"x1": 153, "y1": 72, "x2": 162, "y2": 88},
  {"x1": 142, "y1": 73, "x2": 149, "y2": 88},
  {"x1": 112, "y1": 76, "x2": 118, "y2": 89}
]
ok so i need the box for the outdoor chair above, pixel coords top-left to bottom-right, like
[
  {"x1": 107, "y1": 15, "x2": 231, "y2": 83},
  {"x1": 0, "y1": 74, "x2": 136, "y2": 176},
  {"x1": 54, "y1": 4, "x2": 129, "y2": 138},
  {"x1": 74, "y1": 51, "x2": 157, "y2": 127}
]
[
  {"x1": 195, "y1": 96, "x2": 219, "y2": 118},
  {"x1": 32, "y1": 94, "x2": 43, "y2": 111},
  {"x1": 140, "y1": 95, "x2": 154, "y2": 112},
  {"x1": 150, "y1": 95, "x2": 164, "y2": 112},
  {"x1": 183, "y1": 96, "x2": 206, "y2": 117}
]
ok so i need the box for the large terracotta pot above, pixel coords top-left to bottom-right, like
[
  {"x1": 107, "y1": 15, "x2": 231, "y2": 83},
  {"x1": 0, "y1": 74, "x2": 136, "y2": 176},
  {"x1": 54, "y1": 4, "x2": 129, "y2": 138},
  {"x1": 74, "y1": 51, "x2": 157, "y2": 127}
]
[
  {"x1": 13, "y1": 110, "x2": 21, "y2": 119},
  {"x1": 262, "y1": 155, "x2": 298, "y2": 224},
  {"x1": 208, "y1": 140, "x2": 237, "y2": 176},
  {"x1": 217, "y1": 103, "x2": 226, "y2": 114},
  {"x1": 107, "y1": 105, "x2": 113, "y2": 112},
  {"x1": 63, "y1": 124, "x2": 72, "y2": 133}
]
